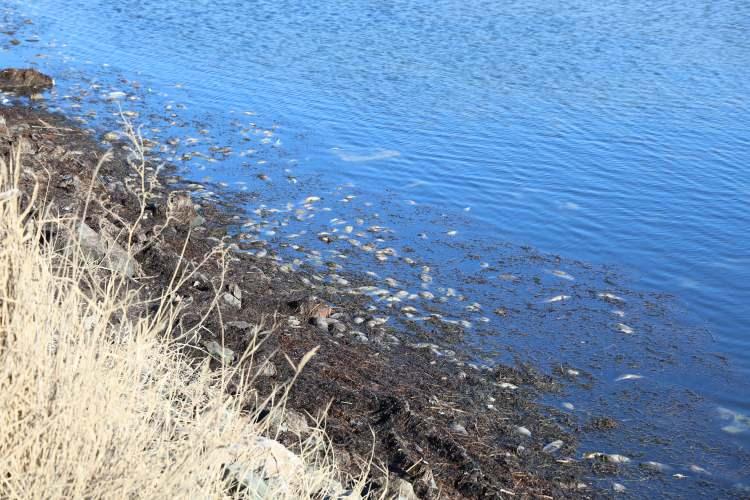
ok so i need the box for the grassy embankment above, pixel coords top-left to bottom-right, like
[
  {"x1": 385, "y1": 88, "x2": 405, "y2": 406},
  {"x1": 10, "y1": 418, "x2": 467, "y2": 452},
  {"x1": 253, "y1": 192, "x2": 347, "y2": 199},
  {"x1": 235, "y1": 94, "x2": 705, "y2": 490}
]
[{"x1": 0, "y1": 129, "x2": 365, "y2": 498}]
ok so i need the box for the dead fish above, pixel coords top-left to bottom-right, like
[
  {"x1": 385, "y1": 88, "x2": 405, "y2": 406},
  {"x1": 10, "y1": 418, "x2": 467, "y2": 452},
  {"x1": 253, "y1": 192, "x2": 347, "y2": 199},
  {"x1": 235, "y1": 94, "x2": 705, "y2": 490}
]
[
  {"x1": 543, "y1": 440, "x2": 564, "y2": 454},
  {"x1": 641, "y1": 461, "x2": 671, "y2": 473},
  {"x1": 615, "y1": 323, "x2": 634, "y2": 334},
  {"x1": 544, "y1": 295, "x2": 570, "y2": 303},
  {"x1": 689, "y1": 464, "x2": 710, "y2": 475},
  {"x1": 497, "y1": 382, "x2": 518, "y2": 390},
  {"x1": 303, "y1": 196, "x2": 321, "y2": 204},
  {"x1": 566, "y1": 369, "x2": 580, "y2": 377},
  {"x1": 613, "y1": 483, "x2": 626, "y2": 493},
  {"x1": 598, "y1": 292, "x2": 625, "y2": 303},
  {"x1": 446, "y1": 230, "x2": 458, "y2": 236},
  {"x1": 585, "y1": 452, "x2": 631, "y2": 464},
  {"x1": 550, "y1": 270, "x2": 575, "y2": 281},
  {"x1": 515, "y1": 426, "x2": 532, "y2": 437},
  {"x1": 717, "y1": 407, "x2": 750, "y2": 434},
  {"x1": 673, "y1": 474, "x2": 687, "y2": 479},
  {"x1": 562, "y1": 402, "x2": 575, "y2": 411},
  {"x1": 615, "y1": 374, "x2": 643, "y2": 382}
]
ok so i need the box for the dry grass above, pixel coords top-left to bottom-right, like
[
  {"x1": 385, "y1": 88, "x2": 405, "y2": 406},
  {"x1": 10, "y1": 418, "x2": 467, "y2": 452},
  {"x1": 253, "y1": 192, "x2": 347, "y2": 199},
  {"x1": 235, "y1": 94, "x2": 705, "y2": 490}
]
[{"x1": 0, "y1": 133, "x2": 363, "y2": 498}]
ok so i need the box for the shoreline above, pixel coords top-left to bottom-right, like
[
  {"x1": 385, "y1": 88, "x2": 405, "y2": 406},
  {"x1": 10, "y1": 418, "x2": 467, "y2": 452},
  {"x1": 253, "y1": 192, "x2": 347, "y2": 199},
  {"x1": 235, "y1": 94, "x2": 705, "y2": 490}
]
[{"x1": 1, "y1": 91, "x2": 590, "y2": 497}]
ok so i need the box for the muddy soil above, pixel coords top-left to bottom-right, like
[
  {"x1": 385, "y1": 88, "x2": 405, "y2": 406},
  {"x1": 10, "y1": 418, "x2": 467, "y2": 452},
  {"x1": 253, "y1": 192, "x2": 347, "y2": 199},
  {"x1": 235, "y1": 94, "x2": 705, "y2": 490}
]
[{"x1": 0, "y1": 104, "x2": 596, "y2": 499}]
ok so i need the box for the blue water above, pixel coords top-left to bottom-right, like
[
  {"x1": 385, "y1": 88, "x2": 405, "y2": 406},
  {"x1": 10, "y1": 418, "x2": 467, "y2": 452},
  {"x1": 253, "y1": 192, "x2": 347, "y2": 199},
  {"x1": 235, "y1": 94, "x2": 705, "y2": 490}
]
[{"x1": 3, "y1": 0, "x2": 750, "y2": 495}]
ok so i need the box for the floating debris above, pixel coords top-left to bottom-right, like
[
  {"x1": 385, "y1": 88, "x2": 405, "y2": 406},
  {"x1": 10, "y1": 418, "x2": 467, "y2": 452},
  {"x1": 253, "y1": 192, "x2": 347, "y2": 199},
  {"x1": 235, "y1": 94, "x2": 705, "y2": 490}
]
[{"x1": 562, "y1": 402, "x2": 575, "y2": 411}]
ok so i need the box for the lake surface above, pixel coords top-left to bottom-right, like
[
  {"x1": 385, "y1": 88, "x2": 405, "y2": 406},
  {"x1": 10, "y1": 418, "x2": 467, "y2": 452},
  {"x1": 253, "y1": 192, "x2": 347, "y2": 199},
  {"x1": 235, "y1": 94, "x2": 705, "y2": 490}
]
[{"x1": 3, "y1": 0, "x2": 750, "y2": 495}]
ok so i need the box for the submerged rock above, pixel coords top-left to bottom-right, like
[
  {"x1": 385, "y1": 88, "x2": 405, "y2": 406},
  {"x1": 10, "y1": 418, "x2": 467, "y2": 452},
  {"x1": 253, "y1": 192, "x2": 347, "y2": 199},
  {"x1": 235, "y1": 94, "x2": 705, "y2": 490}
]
[{"x1": 0, "y1": 68, "x2": 54, "y2": 93}]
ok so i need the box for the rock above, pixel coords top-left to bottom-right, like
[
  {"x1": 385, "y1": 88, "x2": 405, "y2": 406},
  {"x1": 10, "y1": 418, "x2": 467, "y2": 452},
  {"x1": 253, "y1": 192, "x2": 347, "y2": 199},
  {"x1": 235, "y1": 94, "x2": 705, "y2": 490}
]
[
  {"x1": 388, "y1": 477, "x2": 420, "y2": 500},
  {"x1": 204, "y1": 340, "x2": 235, "y2": 364},
  {"x1": 223, "y1": 437, "x2": 304, "y2": 495},
  {"x1": 314, "y1": 316, "x2": 331, "y2": 332},
  {"x1": 230, "y1": 283, "x2": 242, "y2": 301},
  {"x1": 222, "y1": 292, "x2": 242, "y2": 309},
  {"x1": 280, "y1": 409, "x2": 309, "y2": 436},
  {"x1": 76, "y1": 222, "x2": 139, "y2": 277},
  {"x1": 226, "y1": 320, "x2": 254, "y2": 331},
  {"x1": 259, "y1": 361, "x2": 277, "y2": 377},
  {"x1": 450, "y1": 422, "x2": 469, "y2": 436},
  {"x1": 0, "y1": 68, "x2": 54, "y2": 93},
  {"x1": 189, "y1": 214, "x2": 206, "y2": 228}
]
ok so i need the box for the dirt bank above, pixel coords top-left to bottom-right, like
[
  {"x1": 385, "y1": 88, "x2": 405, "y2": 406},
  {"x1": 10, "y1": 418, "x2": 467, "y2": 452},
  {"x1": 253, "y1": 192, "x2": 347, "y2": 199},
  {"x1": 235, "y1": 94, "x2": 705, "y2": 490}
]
[{"x1": 1, "y1": 103, "x2": 592, "y2": 499}]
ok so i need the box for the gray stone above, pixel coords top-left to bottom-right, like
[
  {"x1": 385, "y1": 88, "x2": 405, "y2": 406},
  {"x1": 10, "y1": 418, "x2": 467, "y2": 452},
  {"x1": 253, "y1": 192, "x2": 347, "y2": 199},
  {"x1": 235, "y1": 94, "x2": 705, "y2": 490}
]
[
  {"x1": 226, "y1": 320, "x2": 254, "y2": 331},
  {"x1": 450, "y1": 422, "x2": 469, "y2": 436},
  {"x1": 259, "y1": 362, "x2": 277, "y2": 377},
  {"x1": 222, "y1": 292, "x2": 242, "y2": 309},
  {"x1": 76, "y1": 222, "x2": 139, "y2": 278},
  {"x1": 388, "y1": 477, "x2": 419, "y2": 500},
  {"x1": 204, "y1": 341, "x2": 235, "y2": 364}
]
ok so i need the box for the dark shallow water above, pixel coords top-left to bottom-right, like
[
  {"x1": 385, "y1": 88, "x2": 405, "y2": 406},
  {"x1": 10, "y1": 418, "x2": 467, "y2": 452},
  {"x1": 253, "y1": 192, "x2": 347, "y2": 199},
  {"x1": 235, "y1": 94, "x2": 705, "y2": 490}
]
[{"x1": 2, "y1": 0, "x2": 750, "y2": 495}]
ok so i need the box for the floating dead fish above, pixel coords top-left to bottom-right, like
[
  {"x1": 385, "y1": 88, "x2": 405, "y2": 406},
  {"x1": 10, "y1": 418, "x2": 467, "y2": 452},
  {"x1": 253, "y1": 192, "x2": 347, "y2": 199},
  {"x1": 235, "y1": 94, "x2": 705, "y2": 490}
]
[
  {"x1": 717, "y1": 407, "x2": 750, "y2": 434},
  {"x1": 566, "y1": 369, "x2": 580, "y2": 377},
  {"x1": 544, "y1": 295, "x2": 570, "y2": 303},
  {"x1": 497, "y1": 382, "x2": 518, "y2": 390},
  {"x1": 562, "y1": 402, "x2": 575, "y2": 411},
  {"x1": 446, "y1": 230, "x2": 458, "y2": 236},
  {"x1": 641, "y1": 461, "x2": 671, "y2": 473},
  {"x1": 304, "y1": 196, "x2": 321, "y2": 204},
  {"x1": 613, "y1": 483, "x2": 626, "y2": 493},
  {"x1": 543, "y1": 440, "x2": 564, "y2": 454},
  {"x1": 673, "y1": 474, "x2": 687, "y2": 479},
  {"x1": 598, "y1": 292, "x2": 625, "y2": 303},
  {"x1": 615, "y1": 374, "x2": 643, "y2": 382},
  {"x1": 514, "y1": 426, "x2": 532, "y2": 437},
  {"x1": 615, "y1": 323, "x2": 634, "y2": 334},
  {"x1": 689, "y1": 464, "x2": 710, "y2": 475},
  {"x1": 584, "y1": 452, "x2": 631, "y2": 464},
  {"x1": 550, "y1": 270, "x2": 575, "y2": 280}
]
